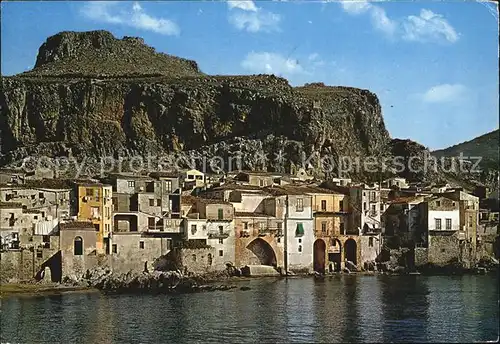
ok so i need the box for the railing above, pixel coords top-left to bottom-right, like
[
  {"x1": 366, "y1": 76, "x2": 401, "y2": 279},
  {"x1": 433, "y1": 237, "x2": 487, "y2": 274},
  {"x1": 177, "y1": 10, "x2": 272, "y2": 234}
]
[{"x1": 208, "y1": 230, "x2": 230, "y2": 239}]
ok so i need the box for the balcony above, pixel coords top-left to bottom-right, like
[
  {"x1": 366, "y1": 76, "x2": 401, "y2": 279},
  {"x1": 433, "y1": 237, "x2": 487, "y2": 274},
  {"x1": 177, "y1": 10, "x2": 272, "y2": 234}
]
[{"x1": 208, "y1": 230, "x2": 230, "y2": 239}]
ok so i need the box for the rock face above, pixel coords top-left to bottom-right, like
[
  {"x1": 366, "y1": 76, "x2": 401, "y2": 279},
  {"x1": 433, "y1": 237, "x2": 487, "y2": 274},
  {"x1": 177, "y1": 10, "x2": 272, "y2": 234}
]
[{"x1": 1, "y1": 30, "x2": 391, "y2": 180}]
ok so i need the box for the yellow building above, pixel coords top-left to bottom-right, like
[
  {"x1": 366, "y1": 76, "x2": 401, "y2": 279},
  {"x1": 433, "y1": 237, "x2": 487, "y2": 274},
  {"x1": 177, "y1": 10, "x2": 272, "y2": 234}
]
[
  {"x1": 76, "y1": 183, "x2": 113, "y2": 253},
  {"x1": 305, "y1": 186, "x2": 355, "y2": 272}
]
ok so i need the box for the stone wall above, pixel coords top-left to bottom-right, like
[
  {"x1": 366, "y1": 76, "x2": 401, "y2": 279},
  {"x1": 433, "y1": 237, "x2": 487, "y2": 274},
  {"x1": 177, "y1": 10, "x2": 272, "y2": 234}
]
[
  {"x1": 167, "y1": 247, "x2": 217, "y2": 274},
  {"x1": 414, "y1": 247, "x2": 428, "y2": 266},
  {"x1": 109, "y1": 233, "x2": 171, "y2": 274},
  {"x1": 359, "y1": 235, "x2": 381, "y2": 266},
  {"x1": 1, "y1": 246, "x2": 60, "y2": 283}
]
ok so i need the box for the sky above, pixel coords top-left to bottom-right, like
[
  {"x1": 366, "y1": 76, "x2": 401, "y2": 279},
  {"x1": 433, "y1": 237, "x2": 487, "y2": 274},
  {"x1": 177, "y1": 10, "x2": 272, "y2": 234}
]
[{"x1": 1, "y1": 0, "x2": 498, "y2": 151}]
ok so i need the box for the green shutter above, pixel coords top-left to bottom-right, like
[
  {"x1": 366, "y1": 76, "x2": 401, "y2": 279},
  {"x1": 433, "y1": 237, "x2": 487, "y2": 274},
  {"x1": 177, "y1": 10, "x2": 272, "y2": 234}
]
[{"x1": 296, "y1": 223, "x2": 304, "y2": 236}]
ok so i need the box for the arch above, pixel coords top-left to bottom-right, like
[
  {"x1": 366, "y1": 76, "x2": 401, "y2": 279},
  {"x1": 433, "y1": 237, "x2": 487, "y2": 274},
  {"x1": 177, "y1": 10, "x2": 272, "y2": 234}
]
[
  {"x1": 328, "y1": 238, "x2": 342, "y2": 272},
  {"x1": 207, "y1": 253, "x2": 213, "y2": 266},
  {"x1": 74, "y1": 236, "x2": 83, "y2": 256},
  {"x1": 246, "y1": 238, "x2": 277, "y2": 266},
  {"x1": 344, "y1": 238, "x2": 357, "y2": 266},
  {"x1": 313, "y1": 239, "x2": 327, "y2": 273}
]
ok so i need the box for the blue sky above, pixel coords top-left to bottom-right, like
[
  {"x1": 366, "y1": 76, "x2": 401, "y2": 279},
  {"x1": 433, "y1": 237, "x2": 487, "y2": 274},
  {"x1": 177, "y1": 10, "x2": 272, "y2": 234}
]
[{"x1": 2, "y1": 1, "x2": 498, "y2": 150}]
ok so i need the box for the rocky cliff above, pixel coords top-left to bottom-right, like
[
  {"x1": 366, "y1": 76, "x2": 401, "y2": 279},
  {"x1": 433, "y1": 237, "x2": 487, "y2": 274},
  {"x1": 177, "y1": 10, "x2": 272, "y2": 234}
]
[{"x1": 1, "y1": 30, "x2": 394, "y2": 180}]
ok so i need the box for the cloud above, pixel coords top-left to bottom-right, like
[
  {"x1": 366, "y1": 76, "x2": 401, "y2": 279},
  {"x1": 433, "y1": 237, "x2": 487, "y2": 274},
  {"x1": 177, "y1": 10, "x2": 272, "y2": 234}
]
[
  {"x1": 81, "y1": 2, "x2": 180, "y2": 36},
  {"x1": 402, "y1": 9, "x2": 459, "y2": 43},
  {"x1": 339, "y1": 1, "x2": 458, "y2": 43},
  {"x1": 227, "y1": 0, "x2": 281, "y2": 32},
  {"x1": 422, "y1": 84, "x2": 467, "y2": 103},
  {"x1": 241, "y1": 52, "x2": 305, "y2": 76},
  {"x1": 227, "y1": 1, "x2": 257, "y2": 12}
]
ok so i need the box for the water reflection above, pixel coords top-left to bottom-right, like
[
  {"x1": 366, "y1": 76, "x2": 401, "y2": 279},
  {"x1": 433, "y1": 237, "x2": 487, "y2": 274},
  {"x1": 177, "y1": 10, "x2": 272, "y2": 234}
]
[{"x1": 1, "y1": 275, "x2": 498, "y2": 344}]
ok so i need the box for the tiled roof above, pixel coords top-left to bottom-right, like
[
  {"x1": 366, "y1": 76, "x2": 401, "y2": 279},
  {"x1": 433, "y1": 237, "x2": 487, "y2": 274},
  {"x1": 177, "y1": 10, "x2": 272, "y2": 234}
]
[
  {"x1": 234, "y1": 212, "x2": 273, "y2": 218},
  {"x1": 60, "y1": 221, "x2": 95, "y2": 230}
]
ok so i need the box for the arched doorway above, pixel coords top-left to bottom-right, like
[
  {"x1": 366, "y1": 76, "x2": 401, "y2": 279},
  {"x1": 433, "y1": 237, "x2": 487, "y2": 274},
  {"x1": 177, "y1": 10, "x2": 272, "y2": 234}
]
[
  {"x1": 246, "y1": 238, "x2": 277, "y2": 266},
  {"x1": 328, "y1": 238, "x2": 342, "y2": 272},
  {"x1": 344, "y1": 239, "x2": 357, "y2": 266},
  {"x1": 313, "y1": 239, "x2": 326, "y2": 273}
]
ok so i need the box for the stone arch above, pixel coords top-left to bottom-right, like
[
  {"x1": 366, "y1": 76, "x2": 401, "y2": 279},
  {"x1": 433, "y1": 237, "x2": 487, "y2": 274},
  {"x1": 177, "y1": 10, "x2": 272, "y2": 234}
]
[
  {"x1": 74, "y1": 236, "x2": 83, "y2": 256},
  {"x1": 207, "y1": 253, "x2": 213, "y2": 266},
  {"x1": 328, "y1": 238, "x2": 342, "y2": 272},
  {"x1": 313, "y1": 239, "x2": 327, "y2": 273},
  {"x1": 344, "y1": 238, "x2": 357, "y2": 266},
  {"x1": 246, "y1": 238, "x2": 277, "y2": 266}
]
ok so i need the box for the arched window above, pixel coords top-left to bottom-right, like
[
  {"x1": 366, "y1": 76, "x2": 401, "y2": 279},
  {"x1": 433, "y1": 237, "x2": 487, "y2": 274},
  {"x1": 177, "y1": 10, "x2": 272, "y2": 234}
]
[
  {"x1": 207, "y1": 253, "x2": 212, "y2": 266},
  {"x1": 74, "y1": 236, "x2": 83, "y2": 255}
]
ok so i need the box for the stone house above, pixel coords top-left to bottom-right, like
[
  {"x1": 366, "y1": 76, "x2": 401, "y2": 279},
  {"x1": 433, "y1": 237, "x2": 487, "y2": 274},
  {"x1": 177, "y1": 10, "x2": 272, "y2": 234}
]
[
  {"x1": 59, "y1": 221, "x2": 99, "y2": 281},
  {"x1": 382, "y1": 195, "x2": 427, "y2": 245},
  {"x1": 233, "y1": 171, "x2": 282, "y2": 187},
  {"x1": 419, "y1": 195, "x2": 471, "y2": 267},
  {"x1": 108, "y1": 172, "x2": 182, "y2": 236},
  {"x1": 182, "y1": 169, "x2": 206, "y2": 190}
]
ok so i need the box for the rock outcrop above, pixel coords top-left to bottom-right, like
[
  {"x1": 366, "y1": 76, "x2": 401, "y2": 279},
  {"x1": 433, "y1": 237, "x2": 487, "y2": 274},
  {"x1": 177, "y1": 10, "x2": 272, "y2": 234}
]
[{"x1": 1, "y1": 30, "x2": 391, "y2": 180}]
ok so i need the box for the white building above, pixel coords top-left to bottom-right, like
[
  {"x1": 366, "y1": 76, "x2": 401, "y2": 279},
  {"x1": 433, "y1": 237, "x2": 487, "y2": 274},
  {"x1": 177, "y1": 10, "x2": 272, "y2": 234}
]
[
  {"x1": 268, "y1": 187, "x2": 314, "y2": 273},
  {"x1": 426, "y1": 196, "x2": 460, "y2": 232}
]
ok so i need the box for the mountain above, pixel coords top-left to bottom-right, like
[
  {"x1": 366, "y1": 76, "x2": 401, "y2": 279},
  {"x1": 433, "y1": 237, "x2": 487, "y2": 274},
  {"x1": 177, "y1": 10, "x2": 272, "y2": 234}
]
[
  {"x1": 432, "y1": 129, "x2": 499, "y2": 170},
  {"x1": 0, "y1": 30, "x2": 484, "y2": 186}
]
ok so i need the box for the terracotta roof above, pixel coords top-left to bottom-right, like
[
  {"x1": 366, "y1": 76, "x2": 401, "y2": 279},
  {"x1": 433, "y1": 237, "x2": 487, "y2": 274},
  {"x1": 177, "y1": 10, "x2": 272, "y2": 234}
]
[
  {"x1": 196, "y1": 197, "x2": 233, "y2": 205},
  {"x1": 234, "y1": 212, "x2": 273, "y2": 218},
  {"x1": 60, "y1": 221, "x2": 95, "y2": 230},
  {"x1": 0, "y1": 202, "x2": 23, "y2": 209},
  {"x1": 302, "y1": 185, "x2": 345, "y2": 195},
  {"x1": 389, "y1": 196, "x2": 423, "y2": 204},
  {"x1": 264, "y1": 186, "x2": 310, "y2": 196},
  {"x1": 149, "y1": 171, "x2": 181, "y2": 179},
  {"x1": 207, "y1": 183, "x2": 263, "y2": 192},
  {"x1": 181, "y1": 195, "x2": 198, "y2": 205}
]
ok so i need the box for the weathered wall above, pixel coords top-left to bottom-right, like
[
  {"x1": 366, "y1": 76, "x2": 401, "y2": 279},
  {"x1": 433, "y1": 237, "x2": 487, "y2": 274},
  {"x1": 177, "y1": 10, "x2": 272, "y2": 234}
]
[
  {"x1": 110, "y1": 233, "x2": 171, "y2": 274},
  {"x1": 427, "y1": 233, "x2": 460, "y2": 266},
  {"x1": 414, "y1": 247, "x2": 428, "y2": 266},
  {"x1": 359, "y1": 235, "x2": 381, "y2": 266},
  {"x1": 1, "y1": 245, "x2": 60, "y2": 283},
  {"x1": 168, "y1": 247, "x2": 217, "y2": 274},
  {"x1": 60, "y1": 229, "x2": 99, "y2": 280}
]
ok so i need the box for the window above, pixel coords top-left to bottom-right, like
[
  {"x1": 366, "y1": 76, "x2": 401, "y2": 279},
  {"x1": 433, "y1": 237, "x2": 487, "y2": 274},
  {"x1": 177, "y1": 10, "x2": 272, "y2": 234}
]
[
  {"x1": 91, "y1": 207, "x2": 100, "y2": 219},
  {"x1": 219, "y1": 225, "x2": 224, "y2": 234},
  {"x1": 340, "y1": 222, "x2": 345, "y2": 235},
  {"x1": 435, "y1": 219, "x2": 442, "y2": 230},
  {"x1": 468, "y1": 215, "x2": 473, "y2": 227},
  {"x1": 106, "y1": 207, "x2": 110, "y2": 218},
  {"x1": 332, "y1": 240, "x2": 336, "y2": 247},
  {"x1": 446, "y1": 218, "x2": 452, "y2": 230},
  {"x1": 219, "y1": 238, "x2": 224, "y2": 244},
  {"x1": 94, "y1": 189, "x2": 100, "y2": 201},
  {"x1": 219, "y1": 250, "x2": 223, "y2": 257},
  {"x1": 165, "y1": 180, "x2": 172, "y2": 193},
  {"x1": 192, "y1": 254, "x2": 197, "y2": 262},
  {"x1": 34, "y1": 216, "x2": 38, "y2": 220},
  {"x1": 277, "y1": 237, "x2": 281, "y2": 243},
  {"x1": 37, "y1": 250, "x2": 43, "y2": 258},
  {"x1": 105, "y1": 189, "x2": 109, "y2": 198},
  {"x1": 218, "y1": 208, "x2": 224, "y2": 220},
  {"x1": 188, "y1": 174, "x2": 195, "y2": 180},
  {"x1": 157, "y1": 199, "x2": 162, "y2": 207},
  {"x1": 112, "y1": 244, "x2": 117, "y2": 253},
  {"x1": 321, "y1": 222, "x2": 327, "y2": 233},
  {"x1": 148, "y1": 217, "x2": 155, "y2": 228},
  {"x1": 436, "y1": 201, "x2": 441, "y2": 207},
  {"x1": 298, "y1": 245, "x2": 302, "y2": 252},
  {"x1": 369, "y1": 237, "x2": 374, "y2": 247},
  {"x1": 296, "y1": 198, "x2": 304, "y2": 212},
  {"x1": 139, "y1": 241, "x2": 145, "y2": 249},
  {"x1": 191, "y1": 224, "x2": 197, "y2": 234},
  {"x1": 74, "y1": 237, "x2": 83, "y2": 255},
  {"x1": 371, "y1": 204, "x2": 376, "y2": 214},
  {"x1": 339, "y1": 201, "x2": 344, "y2": 212},
  {"x1": 298, "y1": 238, "x2": 302, "y2": 244},
  {"x1": 128, "y1": 181, "x2": 135, "y2": 188},
  {"x1": 363, "y1": 202, "x2": 367, "y2": 211},
  {"x1": 259, "y1": 180, "x2": 264, "y2": 187},
  {"x1": 207, "y1": 253, "x2": 212, "y2": 265},
  {"x1": 243, "y1": 222, "x2": 248, "y2": 230},
  {"x1": 39, "y1": 192, "x2": 44, "y2": 199},
  {"x1": 380, "y1": 204, "x2": 384, "y2": 211},
  {"x1": 86, "y1": 188, "x2": 93, "y2": 197},
  {"x1": 452, "y1": 202, "x2": 456, "y2": 206},
  {"x1": 149, "y1": 199, "x2": 155, "y2": 206},
  {"x1": 321, "y1": 200, "x2": 327, "y2": 211}
]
